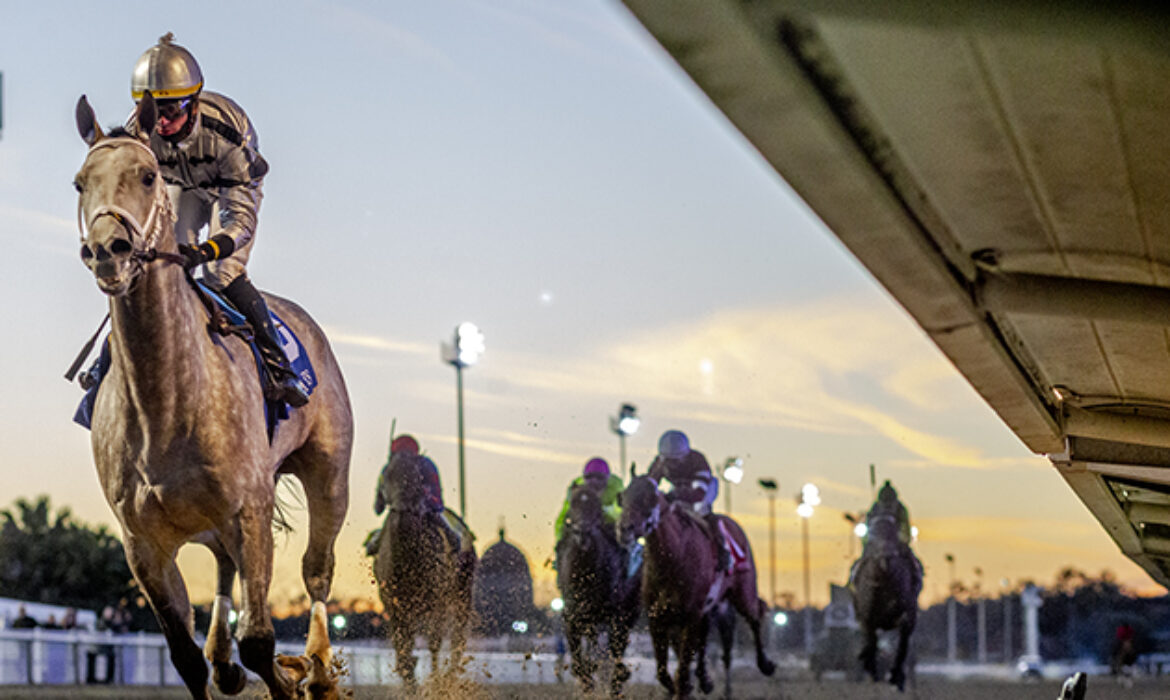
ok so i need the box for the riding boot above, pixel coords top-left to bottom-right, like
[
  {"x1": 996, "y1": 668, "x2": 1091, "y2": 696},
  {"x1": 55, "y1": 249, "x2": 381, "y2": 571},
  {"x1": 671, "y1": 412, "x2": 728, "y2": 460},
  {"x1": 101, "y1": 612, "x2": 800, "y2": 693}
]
[
  {"x1": 431, "y1": 511, "x2": 462, "y2": 554},
  {"x1": 704, "y1": 513, "x2": 731, "y2": 572},
  {"x1": 223, "y1": 276, "x2": 310, "y2": 407}
]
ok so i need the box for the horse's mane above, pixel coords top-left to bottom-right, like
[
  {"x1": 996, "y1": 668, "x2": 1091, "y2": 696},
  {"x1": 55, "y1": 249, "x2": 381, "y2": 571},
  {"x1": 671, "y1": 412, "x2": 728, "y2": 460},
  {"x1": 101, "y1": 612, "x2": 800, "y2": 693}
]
[{"x1": 107, "y1": 126, "x2": 133, "y2": 139}]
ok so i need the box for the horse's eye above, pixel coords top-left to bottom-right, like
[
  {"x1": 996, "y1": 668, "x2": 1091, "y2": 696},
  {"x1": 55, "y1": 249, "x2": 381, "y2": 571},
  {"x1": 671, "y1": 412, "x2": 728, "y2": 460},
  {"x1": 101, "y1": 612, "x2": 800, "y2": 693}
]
[
  {"x1": 80, "y1": 245, "x2": 93, "y2": 261},
  {"x1": 73, "y1": 180, "x2": 83, "y2": 194},
  {"x1": 141, "y1": 171, "x2": 156, "y2": 188}
]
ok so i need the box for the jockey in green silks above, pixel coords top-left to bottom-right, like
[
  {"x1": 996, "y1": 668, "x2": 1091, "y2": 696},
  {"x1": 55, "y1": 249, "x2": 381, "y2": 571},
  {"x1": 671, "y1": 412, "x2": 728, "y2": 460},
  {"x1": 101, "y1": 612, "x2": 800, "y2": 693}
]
[{"x1": 554, "y1": 457, "x2": 624, "y2": 542}]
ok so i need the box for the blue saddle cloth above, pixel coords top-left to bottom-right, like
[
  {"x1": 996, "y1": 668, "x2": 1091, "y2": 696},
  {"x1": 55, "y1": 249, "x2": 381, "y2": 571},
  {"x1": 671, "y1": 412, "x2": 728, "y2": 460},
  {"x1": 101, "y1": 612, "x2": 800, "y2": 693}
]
[{"x1": 73, "y1": 282, "x2": 316, "y2": 441}]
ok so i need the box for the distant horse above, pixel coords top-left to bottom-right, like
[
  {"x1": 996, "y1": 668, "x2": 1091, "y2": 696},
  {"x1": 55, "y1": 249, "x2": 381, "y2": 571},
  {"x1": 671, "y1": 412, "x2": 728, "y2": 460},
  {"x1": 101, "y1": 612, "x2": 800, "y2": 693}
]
[
  {"x1": 850, "y1": 510, "x2": 922, "y2": 691},
  {"x1": 73, "y1": 95, "x2": 352, "y2": 700},
  {"x1": 619, "y1": 472, "x2": 775, "y2": 698},
  {"x1": 373, "y1": 452, "x2": 476, "y2": 686},
  {"x1": 555, "y1": 484, "x2": 640, "y2": 696}
]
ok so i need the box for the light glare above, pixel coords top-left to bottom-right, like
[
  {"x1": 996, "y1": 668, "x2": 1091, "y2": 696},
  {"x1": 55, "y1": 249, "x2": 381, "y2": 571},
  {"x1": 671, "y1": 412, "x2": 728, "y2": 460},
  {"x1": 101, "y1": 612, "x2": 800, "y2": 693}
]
[
  {"x1": 797, "y1": 502, "x2": 814, "y2": 519},
  {"x1": 773, "y1": 611, "x2": 788, "y2": 626},
  {"x1": 854, "y1": 522, "x2": 868, "y2": 538},
  {"x1": 550, "y1": 597, "x2": 564, "y2": 612},
  {"x1": 511, "y1": 620, "x2": 529, "y2": 634},
  {"x1": 331, "y1": 614, "x2": 347, "y2": 631},
  {"x1": 801, "y1": 483, "x2": 821, "y2": 506},
  {"x1": 618, "y1": 416, "x2": 640, "y2": 435},
  {"x1": 723, "y1": 464, "x2": 744, "y2": 484}
]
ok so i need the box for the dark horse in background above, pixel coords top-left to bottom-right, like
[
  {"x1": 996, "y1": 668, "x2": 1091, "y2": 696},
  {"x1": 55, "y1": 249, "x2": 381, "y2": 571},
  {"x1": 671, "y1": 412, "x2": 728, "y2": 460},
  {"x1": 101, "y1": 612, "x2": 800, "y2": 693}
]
[
  {"x1": 850, "y1": 510, "x2": 922, "y2": 691},
  {"x1": 373, "y1": 452, "x2": 476, "y2": 687},
  {"x1": 556, "y1": 484, "x2": 641, "y2": 697},
  {"x1": 619, "y1": 471, "x2": 775, "y2": 699}
]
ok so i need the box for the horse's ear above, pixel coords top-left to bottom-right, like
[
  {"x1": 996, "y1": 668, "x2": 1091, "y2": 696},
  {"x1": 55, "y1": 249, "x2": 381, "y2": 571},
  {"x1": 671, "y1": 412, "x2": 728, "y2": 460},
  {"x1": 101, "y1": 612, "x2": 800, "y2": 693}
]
[
  {"x1": 135, "y1": 92, "x2": 158, "y2": 137},
  {"x1": 75, "y1": 95, "x2": 103, "y2": 146}
]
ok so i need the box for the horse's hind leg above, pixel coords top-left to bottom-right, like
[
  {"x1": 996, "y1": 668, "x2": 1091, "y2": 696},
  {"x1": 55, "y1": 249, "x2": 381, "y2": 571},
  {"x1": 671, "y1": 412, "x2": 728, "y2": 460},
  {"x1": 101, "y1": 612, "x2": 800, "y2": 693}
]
[
  {"x1": 716, "y1": 604, "x2": 737, "y2": 698},
  {"x1": 123, "y1": 537, "x2": 210, "y2": 699},
  {"x1": 202, "y1": 542, "x2": 247, "y2": 695},
  {"x1": 729, "y1": 590, "x2": 776, "y2": 677},
  {"x1": 289, "y1": 442, "x2": 350, "y2": 668}
]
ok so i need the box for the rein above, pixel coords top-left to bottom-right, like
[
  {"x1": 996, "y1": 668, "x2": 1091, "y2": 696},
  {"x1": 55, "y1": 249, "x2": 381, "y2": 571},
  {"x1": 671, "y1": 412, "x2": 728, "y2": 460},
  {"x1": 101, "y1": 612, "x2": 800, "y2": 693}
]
[{"x1": 65, "y1": 136, "x2": 248, "y2": 383}]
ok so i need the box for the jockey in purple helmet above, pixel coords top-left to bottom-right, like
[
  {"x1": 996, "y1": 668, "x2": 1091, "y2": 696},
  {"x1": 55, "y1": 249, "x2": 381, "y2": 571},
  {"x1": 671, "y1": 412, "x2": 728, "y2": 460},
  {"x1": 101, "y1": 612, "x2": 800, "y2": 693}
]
[
  {"x1": 554, "y1": 457, "x2": 624, "y2": 542},
  {"x1": 647, "y1": 429, "x2": 731, "y2": 571}
]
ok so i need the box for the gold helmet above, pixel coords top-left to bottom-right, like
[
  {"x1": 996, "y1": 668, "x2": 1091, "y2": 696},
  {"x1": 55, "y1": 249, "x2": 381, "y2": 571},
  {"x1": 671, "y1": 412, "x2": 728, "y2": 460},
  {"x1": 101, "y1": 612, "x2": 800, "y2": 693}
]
[{"x1": 130, "y1": 33, "x2": 203, "y2": 101}]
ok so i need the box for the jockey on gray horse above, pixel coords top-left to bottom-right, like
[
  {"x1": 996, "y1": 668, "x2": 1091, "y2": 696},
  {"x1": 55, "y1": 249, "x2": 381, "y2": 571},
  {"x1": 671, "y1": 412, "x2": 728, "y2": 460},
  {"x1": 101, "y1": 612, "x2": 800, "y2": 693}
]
[{"x1": 125, "y1": 33, "x2": 307, "y2": 407}]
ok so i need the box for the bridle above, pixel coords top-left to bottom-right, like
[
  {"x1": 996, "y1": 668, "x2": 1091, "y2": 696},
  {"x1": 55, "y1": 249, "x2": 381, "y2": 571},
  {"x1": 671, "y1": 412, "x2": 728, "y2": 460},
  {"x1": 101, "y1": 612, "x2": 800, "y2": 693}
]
[{"x1": 77, "y1": 136, "x2": 181, "y2": 273}]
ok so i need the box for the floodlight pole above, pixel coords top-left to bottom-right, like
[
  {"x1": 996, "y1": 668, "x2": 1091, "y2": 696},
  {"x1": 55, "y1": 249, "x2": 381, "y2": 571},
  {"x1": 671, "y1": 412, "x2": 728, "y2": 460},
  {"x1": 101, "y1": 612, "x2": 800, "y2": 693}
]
[
  {"x1": 456, "y1": 362, "x2": 466, "y2": 519},
  {"x1": 619, "y1": 432, "x2": 628, "y2": 480}
]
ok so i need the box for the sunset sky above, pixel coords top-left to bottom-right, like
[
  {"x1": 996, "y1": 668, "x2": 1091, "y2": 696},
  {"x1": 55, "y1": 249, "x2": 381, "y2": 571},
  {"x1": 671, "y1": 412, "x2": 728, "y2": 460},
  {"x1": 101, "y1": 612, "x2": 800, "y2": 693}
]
[{"x1": 0, "y1": 0, "x2": 1158, "y2": 610}]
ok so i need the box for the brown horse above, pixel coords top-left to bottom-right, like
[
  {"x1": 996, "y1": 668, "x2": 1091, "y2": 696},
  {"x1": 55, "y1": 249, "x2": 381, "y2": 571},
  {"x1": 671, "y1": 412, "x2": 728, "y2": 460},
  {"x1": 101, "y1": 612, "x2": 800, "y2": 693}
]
[
  {"x1": 73, "y1": 94, "x2": 352, "y2": 700},
  {"x1": 850, "y1": 510, "x2": 921, "y2": 692},
  {"x1": 555, "y1": 484, "x2": 640, "y2": 697},
  {"x1": 373, "y1": 452, "x2": 476, "y2": 686},
  {"x1": 618, "y1": 473, "x2": 775, "y2": 698}
]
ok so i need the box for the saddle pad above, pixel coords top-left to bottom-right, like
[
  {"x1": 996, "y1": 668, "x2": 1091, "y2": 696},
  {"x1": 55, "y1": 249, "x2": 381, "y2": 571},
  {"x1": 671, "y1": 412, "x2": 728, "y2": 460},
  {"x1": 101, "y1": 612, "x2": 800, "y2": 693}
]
[
  {"x1": 73, "y1": 284, "x2": 317, "y2": 438},
  {"x1": 717, "y1": 518, "x2": 751, "y2": 572},
  {"x1": 197, "y1": 281, "x2": 318, "y2": 398}
]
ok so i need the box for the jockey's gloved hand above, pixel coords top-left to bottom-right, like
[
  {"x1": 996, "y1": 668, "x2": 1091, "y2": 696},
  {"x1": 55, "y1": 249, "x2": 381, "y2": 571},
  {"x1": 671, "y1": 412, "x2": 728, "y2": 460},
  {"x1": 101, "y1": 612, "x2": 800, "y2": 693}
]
[
  {"x1": 178, "y1": 234, "x2": 235, "y2": 270},
  {"x1": 177, "y1": 244, "x2": 207, "y2": 270}
]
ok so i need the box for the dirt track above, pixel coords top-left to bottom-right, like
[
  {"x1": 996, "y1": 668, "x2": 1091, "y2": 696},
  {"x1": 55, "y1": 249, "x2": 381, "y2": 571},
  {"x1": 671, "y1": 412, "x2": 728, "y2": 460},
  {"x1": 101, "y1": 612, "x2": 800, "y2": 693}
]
[{"x1": 0, "y1": 674, "x2": 1163, "y2": 700}]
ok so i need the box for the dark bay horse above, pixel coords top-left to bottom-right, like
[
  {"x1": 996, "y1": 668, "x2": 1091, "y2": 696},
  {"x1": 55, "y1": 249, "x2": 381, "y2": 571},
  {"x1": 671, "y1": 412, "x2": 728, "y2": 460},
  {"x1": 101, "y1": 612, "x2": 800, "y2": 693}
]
[
  {"x1": 619, "y1": 473, "x2": 775, "y2": 698},
  {"x1": 556, "y1": 484, "x2": 640, "y2": 697},
  {"x1": 373, "y1": 452, "x2": 476, "y2": 686},
  {"x1": 74, "y1": 95, "x2": 352, "y2": 699},
  {"x1": 850, "y1": 511, "x2": 922, "y2": 691}
]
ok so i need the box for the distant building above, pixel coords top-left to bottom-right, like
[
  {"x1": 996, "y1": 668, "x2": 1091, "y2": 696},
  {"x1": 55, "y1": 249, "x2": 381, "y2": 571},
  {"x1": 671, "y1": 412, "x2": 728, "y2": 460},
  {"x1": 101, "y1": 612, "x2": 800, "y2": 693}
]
[{"x1": 474, "y1": 527, "x2": 535, "y2": 635}]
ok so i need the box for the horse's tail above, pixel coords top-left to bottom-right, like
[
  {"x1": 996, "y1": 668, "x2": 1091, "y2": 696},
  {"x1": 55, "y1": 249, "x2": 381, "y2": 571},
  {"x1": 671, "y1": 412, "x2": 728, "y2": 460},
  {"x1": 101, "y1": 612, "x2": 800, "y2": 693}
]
[{"x1": 272, "y1": 473, "x2": 302, "y2": 534}]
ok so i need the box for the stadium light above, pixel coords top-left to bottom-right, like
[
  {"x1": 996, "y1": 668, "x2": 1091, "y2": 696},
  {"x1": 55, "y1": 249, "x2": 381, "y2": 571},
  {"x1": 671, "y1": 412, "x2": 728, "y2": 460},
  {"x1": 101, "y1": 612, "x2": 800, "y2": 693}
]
[
  {"x1": 441, "y1": 322, "x2": 484, "y2": 519},
  {"x1": 609, "y1": 403, "x2": 639, "y2": 478}
]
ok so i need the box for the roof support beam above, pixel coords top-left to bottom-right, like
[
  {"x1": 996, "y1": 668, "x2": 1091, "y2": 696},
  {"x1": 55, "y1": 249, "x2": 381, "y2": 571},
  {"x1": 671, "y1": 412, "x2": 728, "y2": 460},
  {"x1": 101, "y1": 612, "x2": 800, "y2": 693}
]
[{"x1": 978, "y1": 271, "x2": 1170, "y2": 325}]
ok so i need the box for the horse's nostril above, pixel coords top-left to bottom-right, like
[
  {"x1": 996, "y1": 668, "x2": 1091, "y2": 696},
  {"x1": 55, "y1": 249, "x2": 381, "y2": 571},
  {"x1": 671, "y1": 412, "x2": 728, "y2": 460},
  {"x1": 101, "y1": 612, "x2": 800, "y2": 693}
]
[{"x1": 110, "y1": 239, "x2": 133, "y2": 256}]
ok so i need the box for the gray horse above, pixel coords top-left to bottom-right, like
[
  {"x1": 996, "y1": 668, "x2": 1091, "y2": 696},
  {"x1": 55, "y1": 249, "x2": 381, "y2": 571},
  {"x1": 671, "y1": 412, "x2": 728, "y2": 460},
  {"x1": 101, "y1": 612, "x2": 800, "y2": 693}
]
[{"x1": 73, "y1": 93, "x2": 353, "y2": 700}]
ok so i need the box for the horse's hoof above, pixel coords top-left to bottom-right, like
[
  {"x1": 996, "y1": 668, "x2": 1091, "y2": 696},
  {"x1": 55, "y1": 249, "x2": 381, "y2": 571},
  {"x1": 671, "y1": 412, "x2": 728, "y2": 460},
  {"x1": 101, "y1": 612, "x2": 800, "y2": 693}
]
[
  {"x1": 699, "y1": 675, "x2": 715, "y2": 694},
  {"x1": 212, "y1": 661, "x2": 248, "y2": 695},
  {"x1": 657, "y1": 671, "x2": 674, "y2": 693},
  {"x1": 758, "y1": 656, "x2": 777, "y2": 677}
]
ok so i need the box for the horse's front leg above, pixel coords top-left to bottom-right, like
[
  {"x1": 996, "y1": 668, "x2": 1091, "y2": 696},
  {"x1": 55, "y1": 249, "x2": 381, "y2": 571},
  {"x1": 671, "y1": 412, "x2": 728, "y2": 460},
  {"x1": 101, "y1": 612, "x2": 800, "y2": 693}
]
[
  {"x1": 676, "y1": 622, "x2": 704, "y2": 699},
  {"x1": 391, "y1": 614, "x2": 419, "y2": 688},
  {"x1": 607, "y1": 616, "x2": 633, "y2": 697},
  {"x1": 235, "y1": 501, "x2": 296, "y2": 700},
  {"x1": 694, "y1": 612, "x2": 715, "y2": 695},
  {"x1": 649, "y1": 616, "x2": 674, "y2": 694},
  {"x1": 890, "y1": 617, "x2": 914, "y2": 691},
  {"x1": 202, "y1": 542, "x2": 247, "y2": 695},
  {"x1": 858, "y1": 623, "x2": 879, "y2": 682},
  {"x1": 123, "y1": 537, "x2": 210, "y2": 699},
  {"x1": 565, "y1": 618, "x2": 595, "y2": 693}
]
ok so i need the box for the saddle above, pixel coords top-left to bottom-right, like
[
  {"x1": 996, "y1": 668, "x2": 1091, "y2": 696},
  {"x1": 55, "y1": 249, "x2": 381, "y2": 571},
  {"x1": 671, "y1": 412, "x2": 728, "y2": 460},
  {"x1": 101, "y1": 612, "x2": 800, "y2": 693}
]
[{"x1": 72, "y1": 282, "x2": 316, "y2": 441}]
